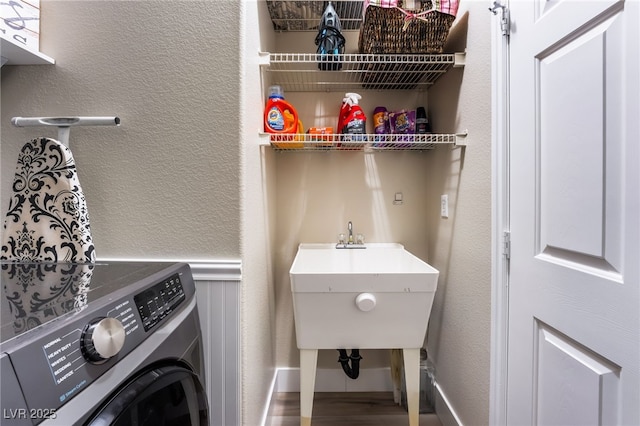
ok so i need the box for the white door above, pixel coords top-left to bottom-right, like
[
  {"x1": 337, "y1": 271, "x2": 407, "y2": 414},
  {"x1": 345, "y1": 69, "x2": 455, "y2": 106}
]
[{"x1": 506, "y1": 0, "x2": 639, "y2": 425}]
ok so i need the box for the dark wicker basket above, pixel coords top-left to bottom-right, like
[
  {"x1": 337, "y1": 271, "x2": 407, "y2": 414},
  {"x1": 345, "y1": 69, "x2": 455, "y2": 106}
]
[
  {"x1": 266, "y1": 0, "x2": 326, "y2": 31},
  {"x1": 358, "y1": 0, "x2": 455, "y2": 54}
]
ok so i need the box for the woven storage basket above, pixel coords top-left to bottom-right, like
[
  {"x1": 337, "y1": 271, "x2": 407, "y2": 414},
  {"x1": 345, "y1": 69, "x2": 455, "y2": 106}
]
[
  {"x1": 266, "y1": 0, "x2": 326, "y2": 31},
  {"x1": 358, "y1": 0, "x2": 456, "y2": 54}
]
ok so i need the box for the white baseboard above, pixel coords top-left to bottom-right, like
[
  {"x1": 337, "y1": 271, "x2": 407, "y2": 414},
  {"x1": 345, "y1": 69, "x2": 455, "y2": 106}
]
[
  {"x1": 435, "y1": 382, "x2": 463, "y2": 426},
  {"x1": 260, "y1": 369, "x2": 279, "y2": 426}
]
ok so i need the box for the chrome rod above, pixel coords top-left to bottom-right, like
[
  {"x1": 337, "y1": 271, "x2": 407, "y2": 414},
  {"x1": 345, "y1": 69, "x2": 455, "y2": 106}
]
[
  {"x1": 11, "y1": 116, "x2": 120, "y2": 127},
  {"x1": 11, "y1": 116, "x2": 121, "y2": 147}
]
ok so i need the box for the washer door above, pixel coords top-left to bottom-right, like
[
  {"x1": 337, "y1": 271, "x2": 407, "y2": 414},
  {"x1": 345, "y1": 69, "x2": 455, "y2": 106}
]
[{"x1": 86, "y1": 364, "x2": 208, "y2": 426}]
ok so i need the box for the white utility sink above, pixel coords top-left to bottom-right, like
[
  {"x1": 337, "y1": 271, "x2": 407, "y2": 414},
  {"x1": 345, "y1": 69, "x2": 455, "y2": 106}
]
[
  {"x1": 289, "y1": 243, "x2": 439, "y2": 349},
  {"x1": 289, "y1": 243, "x2": 439, "y2": 426}
]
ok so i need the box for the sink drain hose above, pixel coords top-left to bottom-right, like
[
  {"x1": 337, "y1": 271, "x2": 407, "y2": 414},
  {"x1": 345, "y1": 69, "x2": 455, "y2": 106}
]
[{"x1": 337, "y1": 349, "x2": 362, "y2": 379}]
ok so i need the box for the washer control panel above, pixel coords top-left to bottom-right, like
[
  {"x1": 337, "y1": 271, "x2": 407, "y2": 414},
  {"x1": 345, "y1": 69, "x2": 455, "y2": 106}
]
[
  {"x1": 4, "y1": 264, "x2": 192, "y2": 422},
  {"x1": 134, "y1": 273, "x2": 185, "y2": 332}
]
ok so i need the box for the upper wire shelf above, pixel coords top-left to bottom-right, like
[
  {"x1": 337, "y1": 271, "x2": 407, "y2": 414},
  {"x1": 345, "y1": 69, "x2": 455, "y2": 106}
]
[{"x1": 260, "y1": 52, "x2": 465, "y2": 92}]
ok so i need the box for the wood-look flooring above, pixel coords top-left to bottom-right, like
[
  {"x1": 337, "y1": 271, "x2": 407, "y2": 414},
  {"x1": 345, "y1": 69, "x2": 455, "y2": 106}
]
[{"x1": 266, "y1": 392, "x2": 442, "y2": 426}]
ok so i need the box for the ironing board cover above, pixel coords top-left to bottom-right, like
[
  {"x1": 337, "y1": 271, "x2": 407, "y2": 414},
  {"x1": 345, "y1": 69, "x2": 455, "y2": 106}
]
[
  {"x1": 1, "y1": 137, "x2": 96, "y2": 263},
  {"x1": 1, "y1": 262, "x2": 93, "y2": 338}
]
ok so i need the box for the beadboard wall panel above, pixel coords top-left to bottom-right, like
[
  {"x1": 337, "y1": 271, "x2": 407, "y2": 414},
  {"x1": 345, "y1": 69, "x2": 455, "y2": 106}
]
[{"x1": 192, "y1": 261, "x2": 242, "y2": 426}]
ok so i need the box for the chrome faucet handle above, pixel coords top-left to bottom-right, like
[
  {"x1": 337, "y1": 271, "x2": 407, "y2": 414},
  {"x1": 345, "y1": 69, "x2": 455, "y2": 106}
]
[{"x1": 348, "y1": 221, "x2": 353, "y2": 243}]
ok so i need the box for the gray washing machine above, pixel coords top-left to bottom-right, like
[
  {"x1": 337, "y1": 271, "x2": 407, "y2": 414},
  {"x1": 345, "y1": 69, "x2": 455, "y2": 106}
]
[{"x1": 0, "y1": 261, "x2": 208, "y2": 426}]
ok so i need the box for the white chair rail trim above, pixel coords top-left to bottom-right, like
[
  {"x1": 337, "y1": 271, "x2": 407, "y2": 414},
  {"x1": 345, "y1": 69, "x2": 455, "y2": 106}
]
[{"x1": 96, "y1": 258, "x2": 242, "y2": 282}]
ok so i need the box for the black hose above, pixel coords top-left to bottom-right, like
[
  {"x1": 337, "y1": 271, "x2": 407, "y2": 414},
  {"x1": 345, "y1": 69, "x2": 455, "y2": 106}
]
[{"x1": 337, "y1": 349, "x2": 362, "y2": 380}]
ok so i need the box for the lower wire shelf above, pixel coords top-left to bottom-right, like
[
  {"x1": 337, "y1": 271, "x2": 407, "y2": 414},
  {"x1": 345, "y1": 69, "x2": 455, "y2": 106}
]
[{"x1": 261, "y1": 132, "x2": 466, "y2": 151}]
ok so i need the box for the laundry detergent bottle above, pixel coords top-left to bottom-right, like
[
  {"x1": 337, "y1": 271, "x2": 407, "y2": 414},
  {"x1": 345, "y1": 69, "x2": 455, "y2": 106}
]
[{"x1": 264, "y1": 85, "x2": 298, "y2": 134}]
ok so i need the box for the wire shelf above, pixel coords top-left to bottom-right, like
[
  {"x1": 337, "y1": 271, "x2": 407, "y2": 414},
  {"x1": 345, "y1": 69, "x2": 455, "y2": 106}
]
[
  {"x1": 262, "y1": 53, "x2": 462, "y2": 92},
  {"x1": 267, "y1": 0, "x2": 365, "y2": 32},
  {"x1": 265, "y1": 133, "x2": 462, "y2": 151}
]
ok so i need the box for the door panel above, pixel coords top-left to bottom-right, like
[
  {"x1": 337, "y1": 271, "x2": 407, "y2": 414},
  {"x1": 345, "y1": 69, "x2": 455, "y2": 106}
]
[
  {"x1": 507, "y1": 0, "x2": 639, "y2": 424},
  {"x1": 535, "y1": 321, "x2": 620, "y2": 426},
  {"x1": 537, "y1": 9, "x2": 624, "y2": 273},
  {"x1": 539, "y1": 24, "x2": 606, "y2": 259}
]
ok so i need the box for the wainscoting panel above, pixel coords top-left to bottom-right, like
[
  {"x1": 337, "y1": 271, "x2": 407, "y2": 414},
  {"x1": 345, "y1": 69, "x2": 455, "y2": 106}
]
[{"x1": 192, "y1": 261, "x2": 242, "y2": 426}]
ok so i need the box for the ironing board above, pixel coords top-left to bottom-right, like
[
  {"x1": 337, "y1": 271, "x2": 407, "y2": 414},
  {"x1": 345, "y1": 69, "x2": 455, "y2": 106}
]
[{"x1": 1, "y1": 137, "x2": 96, "y2": 263}]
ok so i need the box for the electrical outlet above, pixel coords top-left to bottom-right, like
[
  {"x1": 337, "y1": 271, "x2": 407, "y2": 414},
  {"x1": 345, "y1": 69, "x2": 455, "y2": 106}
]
[
  {"x1": 441, "y1": 194, "x2": 449, "y2": 218},
  {"x1": 393, "y1": 192, "x2": 403, "y2": 205}
]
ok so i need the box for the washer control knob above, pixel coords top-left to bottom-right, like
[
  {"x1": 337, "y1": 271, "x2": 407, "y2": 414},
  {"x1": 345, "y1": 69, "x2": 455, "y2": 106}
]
[
  {"x1": 355, "y1": 293, "x2": 377, "y2": 312},
  {"x1": 81, "y1": 317, "x2": 126, "y2": 364}
]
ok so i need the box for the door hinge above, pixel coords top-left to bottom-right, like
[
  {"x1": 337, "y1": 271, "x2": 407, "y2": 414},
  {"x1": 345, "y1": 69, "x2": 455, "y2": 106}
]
[
  {"x1": 502, "y1": 231, "x2": 511, "y2": 259},
  {"x1": 489, "y1": 1, "x2": 510, "y2": 37}
]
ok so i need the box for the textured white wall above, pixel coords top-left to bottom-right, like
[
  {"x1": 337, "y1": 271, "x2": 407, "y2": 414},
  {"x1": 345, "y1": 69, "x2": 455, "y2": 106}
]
[
  {"x1": 2, "y1": 1, "x2": 280, "y2": 424},
  {"x1": 1, "y1": 0, "x2": 241, "y2": 259},
  {"x1": 240, "y1": 1, "x2": 279, "y2": 425},
  {"x1": 426, "y1": 4, "x2": 492, "y2": 425}
]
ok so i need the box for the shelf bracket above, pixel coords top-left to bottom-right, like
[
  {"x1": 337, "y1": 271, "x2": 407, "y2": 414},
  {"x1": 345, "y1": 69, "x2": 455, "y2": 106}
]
[
  {"x1": 454, "y1": 52, "x2": 466, "y2": 68},
  {"x1": 11, "y1": 116, "x2": 121, "y2": 148},
  {"x1": 258, "y1": 51, "x2": 271, "y2": 67},
  {"x1": 454, "y1": 129, "x2": 469, "y2": 147}
]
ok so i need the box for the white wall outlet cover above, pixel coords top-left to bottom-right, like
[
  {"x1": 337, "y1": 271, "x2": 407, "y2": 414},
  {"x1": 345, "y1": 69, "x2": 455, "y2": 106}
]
[{"x1": 441, "y1": 194, "x2": 449, "y2": 218}]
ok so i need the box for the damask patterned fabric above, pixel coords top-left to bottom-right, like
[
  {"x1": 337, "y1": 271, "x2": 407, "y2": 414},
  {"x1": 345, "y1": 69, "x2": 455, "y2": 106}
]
[
  {"x1": 1, "y1": 263, "x2": 93, "y2": 338},
  {"x1": 1, "y1": 137, "x2": 96, "y2": 263}
]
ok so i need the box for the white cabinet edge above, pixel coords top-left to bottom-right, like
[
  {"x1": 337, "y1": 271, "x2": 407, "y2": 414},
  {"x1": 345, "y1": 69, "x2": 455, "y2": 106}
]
[{"x1": 1, "y1": 37, "x2": 54, "y2": 66}]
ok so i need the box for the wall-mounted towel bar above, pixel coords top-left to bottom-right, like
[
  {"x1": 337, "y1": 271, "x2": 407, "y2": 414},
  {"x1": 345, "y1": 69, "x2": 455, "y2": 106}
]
[{"x1": 11, "y1": 116, "x2": 121, "y2": 148}]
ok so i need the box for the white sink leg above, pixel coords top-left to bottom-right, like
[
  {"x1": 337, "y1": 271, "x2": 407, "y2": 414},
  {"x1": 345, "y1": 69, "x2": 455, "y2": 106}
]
[
  {"x1": 403, "y1": 348, "x2": 420, "y2": 426},
  {"x1": 299, "y1": 349, "x2": 318, "y2": 426}
]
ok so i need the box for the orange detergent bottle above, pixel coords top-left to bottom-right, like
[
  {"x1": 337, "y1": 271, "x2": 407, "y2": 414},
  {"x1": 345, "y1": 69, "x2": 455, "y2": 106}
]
[{"x1": 264, "y1": 86, "x2": 301, "y2": 148}]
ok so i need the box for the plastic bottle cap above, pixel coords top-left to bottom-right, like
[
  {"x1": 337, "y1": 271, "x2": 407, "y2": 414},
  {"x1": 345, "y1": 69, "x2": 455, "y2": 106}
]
[
  {"x1": 344, "y1": 93, "x2": 362, "y2": 106},
  {"x1": 269, "y1": 85, "x2": 284, "y2": 99}
]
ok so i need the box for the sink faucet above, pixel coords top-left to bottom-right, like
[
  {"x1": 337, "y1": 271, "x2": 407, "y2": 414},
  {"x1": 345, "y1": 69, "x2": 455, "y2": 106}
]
[{"x1": 337, "y1": 221, "x2": 365, "y2": 249}]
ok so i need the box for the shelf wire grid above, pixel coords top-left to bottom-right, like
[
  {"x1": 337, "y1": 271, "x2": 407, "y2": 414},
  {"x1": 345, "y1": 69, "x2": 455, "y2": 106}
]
[
  {"x1": 268, "y1": 133, "x2": 457, "y2": 151},
  {"x1": 265, "y1": 53, "x2": 456, "y2": 91}
]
